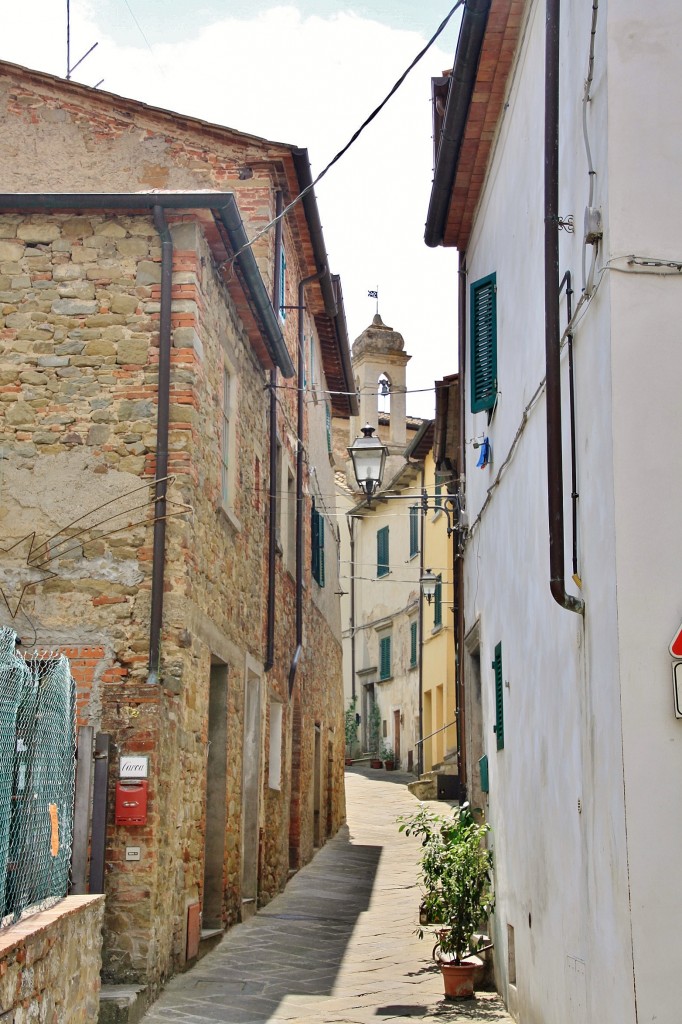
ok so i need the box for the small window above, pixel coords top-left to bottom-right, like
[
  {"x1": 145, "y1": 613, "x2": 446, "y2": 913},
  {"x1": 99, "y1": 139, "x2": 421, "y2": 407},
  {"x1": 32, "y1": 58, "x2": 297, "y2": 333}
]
[
  {"x1": 377, "y1": 526, "x2": 389, "y2": 577},
  {"x1": 410, "y1": 621, "x2": 418, "y2": 667},
  {"x1": 379, "y1": 635, "x2": 392, "y2": 680},
  {"x1": 279, "y1": 247, "x2": 287, "y2": 321},
  {"x1": 493, "y1": 641, "x2": 504, "y2": 751},
  {"x1": 311, "y1": 502, "x2": 325, "y2": 587},
  {"x1": 434, "y1": 484, "x2": 442, "y2": 509},
  {"x1": 286, "y1": 468, "x2": 296, "y2": 573},
  {"x1": 268, "y1": 701, "x2": 283, "y2": 790},
  {"x1": 325, "y1": 403, "x2": 332, "y2": 456},
  {"x1": 470, "y1": 273, "x2": 497, "y2": 413},
  {"x1": 220, "y1": 368, "x2": 231, "y2": 507},
  {"x1": 433, "y1": 575, "x2": 443, "y2": 629},
  {"x1": 409, "y1": 506, "x2": 419, "y2": 558}
]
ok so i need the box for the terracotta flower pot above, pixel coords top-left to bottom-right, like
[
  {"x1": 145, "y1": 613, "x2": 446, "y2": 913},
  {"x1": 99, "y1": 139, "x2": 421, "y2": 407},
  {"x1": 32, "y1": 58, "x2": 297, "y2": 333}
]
[
  {"x1": 345, "y1": 757, "x2": 353, "y2": 766},
  {"x1": 370, "y1": 758, "x2": 383, "y2": 769},
  {"x1": 384, "y1": 760, "x2": 395, "y2": 771},
  {"x1": 438, "y1": 959, "x2": 477, "y2": 1000}
]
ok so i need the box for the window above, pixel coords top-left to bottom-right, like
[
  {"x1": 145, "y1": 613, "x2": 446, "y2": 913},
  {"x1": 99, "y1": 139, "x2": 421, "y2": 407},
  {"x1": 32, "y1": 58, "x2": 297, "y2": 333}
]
[
  {"x1": 470, "y1": 272, "x2": 497, "y2": 413},
  {"x1": 268, "y1": 701, "x2": 283, "y2": 790},
  {"x1": 279, "y1": 247, "x2": 287, "y2": 320},
  {"x1": 410, "y1": 621, "x2": 418, "y2": 667},
  {"x1": 409, "y1": 506, "x2": 419, "y2": 558},
  {"x1": 286, "y1": 468, "x2": 296, "y2": 573},
  {"x1": 433, "y1": 575, "x2": 443, "y2": 628},
  {"x1": 220, "y1": 367, "x2": 231, "y2": 507},
  {"x1": 492, "y1": 641, "x2": 504, "y2": 751},
  {"x1": 377, "y1": 526, "x2": 389, "y2": 577},
  {"x1": 309, "y1": 335, "x2": 315, "y2": 390},
  {"x1": 325, "y1": 403, "x2": 332, "y2": 456},
  {"x1": 311, "y1": 502, "x2": 325, "y2": 586},
  {"x1": 434, "y1": 484, "x2": 442, "y2": 508},
  {"x1": 379, "y1": 635, "x2": 392, "y2": 680}
]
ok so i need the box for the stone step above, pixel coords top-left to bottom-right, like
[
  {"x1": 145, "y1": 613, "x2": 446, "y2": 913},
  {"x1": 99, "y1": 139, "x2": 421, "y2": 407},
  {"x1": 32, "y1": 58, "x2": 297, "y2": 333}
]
[{"x1": 98, "y1": 985, "x2": 147, "y2": 1024}]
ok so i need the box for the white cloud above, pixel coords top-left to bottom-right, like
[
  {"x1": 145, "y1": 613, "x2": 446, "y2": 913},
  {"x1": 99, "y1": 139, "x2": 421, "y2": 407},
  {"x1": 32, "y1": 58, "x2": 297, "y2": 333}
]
[{"x1": 1, "y1": 1, "x2": 458, "y2": 417}]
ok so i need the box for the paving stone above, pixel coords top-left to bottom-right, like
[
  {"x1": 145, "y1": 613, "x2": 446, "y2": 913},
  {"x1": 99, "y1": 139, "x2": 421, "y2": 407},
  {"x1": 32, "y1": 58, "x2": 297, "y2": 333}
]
[{"x1": 139, "y1": 769, "x2": 512, "y2": 1024}]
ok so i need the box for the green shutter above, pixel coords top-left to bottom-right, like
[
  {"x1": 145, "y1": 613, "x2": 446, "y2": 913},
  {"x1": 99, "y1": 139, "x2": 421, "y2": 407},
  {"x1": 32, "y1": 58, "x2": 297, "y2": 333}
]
[
  {"x1": 325, "y1": 403, "x2": 332, "y2": 454},
  {"x1": 377, "y1": 526, "x2": 389, "y2": 577},
  {"x1": 470, "y1": 273, "x2": 497, "y2": 413},
  {"x1": 379, "y1": 635, "x2": 392, "y2": 680},
  {"x1": 492, "y1": 642, "x2": 504, "y2": 751},
  {"x1": 410, "y1": 621, "x2": 418, "y2": 667},
  {"x1": 311, "y1": 504, "x2": 325, "y2": 586},
  {"x1": 433, "y1": 576, "x2": 442, "y2": 628},
  {"x1": 434, "y1": 484, "x2": 442, "y2": 508},
  {"x1": 409, "y1": 506, "x2": 419, "y2": 557},
  {"x1": 279, "y1": 248, "x2": 287, "y2": 320}
]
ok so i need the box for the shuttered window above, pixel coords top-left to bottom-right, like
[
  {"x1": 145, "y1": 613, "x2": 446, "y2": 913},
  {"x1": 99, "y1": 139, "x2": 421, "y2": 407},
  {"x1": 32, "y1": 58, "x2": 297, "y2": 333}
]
[
  {"x1": 325, "y1": 403, "x2": 332, "y2": 455},
  {"x1": 492, "y1": 641, "x2": 504, "y2": 751},
  {"x1": 410, "y1": 621, "x2": 418, "y2": 667},
  {"x1": 379, "y1": 635, "x2": 392, "y2": 680},
  {"x1": 433, "y1": 575, "x2": 443, "y2": 628},
  {"x1": 279, "y1": 248, "x2": 287, "y2": 320},
  {"x1": 434, "y1": 484, "x2": 442, "y2": 508},
  {"x1": 471, "y1": 273, "x2": 497, "y2": 413},
  {"x1": 311, "y1": 503, "x2": 325, "y2": 586},
  {"x1": 409, "y1": 506, "x2": 419, "y2": 558},
  {"x1": 377, "y1": 526, "x2": 389, "y2": 577}
]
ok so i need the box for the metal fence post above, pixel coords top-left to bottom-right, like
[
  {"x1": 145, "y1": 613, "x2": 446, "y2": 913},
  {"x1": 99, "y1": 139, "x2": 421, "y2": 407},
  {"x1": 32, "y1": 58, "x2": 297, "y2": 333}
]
[
  {"x1": 88, "y1": 732, "x2": 110, "y2": 895},
  {"x1": 70, "y1": 726, "x2": 94, "y2": 895}
]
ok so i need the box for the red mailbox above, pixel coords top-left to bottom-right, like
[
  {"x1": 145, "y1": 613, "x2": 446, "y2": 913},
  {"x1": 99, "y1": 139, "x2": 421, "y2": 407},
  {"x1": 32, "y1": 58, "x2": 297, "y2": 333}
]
[{"x1": 115, "y1": 781, "x2": 148, "y2": 826}]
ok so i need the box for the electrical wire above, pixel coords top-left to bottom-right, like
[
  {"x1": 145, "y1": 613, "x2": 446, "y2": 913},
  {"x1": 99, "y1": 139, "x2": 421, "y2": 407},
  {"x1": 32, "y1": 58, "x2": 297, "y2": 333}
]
[{"x1": 223, "y1": 0, "x2": 465, "y2": 266}]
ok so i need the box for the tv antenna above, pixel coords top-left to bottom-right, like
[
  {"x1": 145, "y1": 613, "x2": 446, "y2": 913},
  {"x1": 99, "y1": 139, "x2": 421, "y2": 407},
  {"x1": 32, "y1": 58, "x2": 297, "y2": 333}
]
[{"x1": 66, "y1": 0, "x2": 103, "y2": 86}]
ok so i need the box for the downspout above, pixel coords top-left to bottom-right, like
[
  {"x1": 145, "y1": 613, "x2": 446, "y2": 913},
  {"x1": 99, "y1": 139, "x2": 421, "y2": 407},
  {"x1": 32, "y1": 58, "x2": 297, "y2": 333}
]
[
  {"x1": 148, "y1": 205, "x2": 173, "y2": 682},
  {"x1": 455, "y1": 254, "x2": 468, "y2": 796},
  {"x1": 544, "y1": 0, "x2": 584, "y2": 616},
  {"x1": 288, "y1": 268, "x2": 325, "y2": 698},
  {"x1": 560, "y1": 270, "x2": 579, "y2": 579},
  {"x1": 348, "y1": 514, "x2": 357, "y2": 702},
  {"x1": 266, "y1": 192, "x2": 283, "y2": 672},
  {"x1": 417, "y1": 478, "x2": 425, "y2": 778}
]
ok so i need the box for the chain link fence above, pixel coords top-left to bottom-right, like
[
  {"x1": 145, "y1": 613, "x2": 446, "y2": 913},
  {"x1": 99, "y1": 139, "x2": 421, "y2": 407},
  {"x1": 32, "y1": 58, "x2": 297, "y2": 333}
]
[{"x1": 0, "y1": 627, "x2": 76, "y2": 927}]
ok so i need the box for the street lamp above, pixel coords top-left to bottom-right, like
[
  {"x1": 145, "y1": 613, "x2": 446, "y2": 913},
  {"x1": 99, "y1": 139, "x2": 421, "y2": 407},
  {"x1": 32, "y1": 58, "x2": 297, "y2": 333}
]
[
  {"x1": 348, "y1": 424, "x2": 388, "y2": 500},
  {"x1": 420, "y1": 569, "x2": 439, "y2": 605}
]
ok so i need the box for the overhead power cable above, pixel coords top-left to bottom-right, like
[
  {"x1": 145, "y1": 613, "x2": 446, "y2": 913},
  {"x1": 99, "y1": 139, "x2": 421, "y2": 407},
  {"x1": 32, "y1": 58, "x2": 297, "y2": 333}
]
[{"x1": 223, "y1": 0, "x2": 465, "y2": 265}]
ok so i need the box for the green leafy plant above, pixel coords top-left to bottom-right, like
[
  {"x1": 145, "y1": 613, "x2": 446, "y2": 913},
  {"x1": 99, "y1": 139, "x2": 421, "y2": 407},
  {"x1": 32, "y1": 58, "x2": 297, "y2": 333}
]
[
  {"x1": 368, "y1": 701, "x2": 382, "y2": 756},
  {"x1": 345, "y1": 698, "x2": 358, "y2": 758},
  {"x1": 398, "y1": 803, "x2": 494, "y2": 964},
  {"x1": 380, "y1": 743, "x2": 395, "y2": 763}
]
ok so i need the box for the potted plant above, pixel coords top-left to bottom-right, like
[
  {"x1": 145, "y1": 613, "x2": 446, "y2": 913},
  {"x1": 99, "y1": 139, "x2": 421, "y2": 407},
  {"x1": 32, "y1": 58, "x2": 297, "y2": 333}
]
[
  {"x1": 344, "y1": 697, "x2": 358, "y2": 765},
  {"x1": 380, "y1": 743, "x2": 396, "y2": 771},
  {"x1": 369, "y1": 701, "x2": 382, "y2": 768},
  {"x1": 398, "y1": 803, "x2": 494, "y2": 1000}
]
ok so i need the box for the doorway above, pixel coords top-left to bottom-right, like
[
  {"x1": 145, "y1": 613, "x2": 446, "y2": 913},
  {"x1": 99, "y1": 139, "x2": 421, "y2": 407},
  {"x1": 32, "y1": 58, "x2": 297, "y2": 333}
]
[
  {"x1": 313, "y1": 724, "x2": 321, "y2": 848},
  {"x1": 202, "y1": 662, "x2": 228, "y2": 930},
  {"x1": 241, "y1": 669, "x2": 261, "y2": 918},
  {"x1": 393, "y1": 709, "x2": 401, "y2": 768}
]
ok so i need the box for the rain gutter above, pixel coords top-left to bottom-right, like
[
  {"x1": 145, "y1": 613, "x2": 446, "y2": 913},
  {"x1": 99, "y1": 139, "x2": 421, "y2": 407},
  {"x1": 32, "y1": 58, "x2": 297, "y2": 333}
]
[{"x1": 424, "y1": 0, "x2": 491, "y2": 248}]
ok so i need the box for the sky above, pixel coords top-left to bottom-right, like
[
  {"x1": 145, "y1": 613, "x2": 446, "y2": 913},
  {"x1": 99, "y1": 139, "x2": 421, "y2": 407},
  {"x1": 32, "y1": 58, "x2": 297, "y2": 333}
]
[{"x1": 2, "y1": 1, "x2": 462, "y2": 419}]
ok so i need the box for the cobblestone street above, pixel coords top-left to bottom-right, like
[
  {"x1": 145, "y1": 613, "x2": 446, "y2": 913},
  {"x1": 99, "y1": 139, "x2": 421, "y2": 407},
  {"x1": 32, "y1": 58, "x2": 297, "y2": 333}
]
[{"x1": 140, "y1": 767, "x2": 512, "y2": 1023}]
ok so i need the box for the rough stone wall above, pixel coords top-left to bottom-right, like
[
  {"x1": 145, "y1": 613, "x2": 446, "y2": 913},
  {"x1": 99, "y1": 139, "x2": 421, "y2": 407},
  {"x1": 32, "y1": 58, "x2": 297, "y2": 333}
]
[
  {"x1": 0, "y1": 63, "x2": 348, "y2": 995},
  {"x1": 0, "y1": 895, "x2": 104, "y2": 1023}
]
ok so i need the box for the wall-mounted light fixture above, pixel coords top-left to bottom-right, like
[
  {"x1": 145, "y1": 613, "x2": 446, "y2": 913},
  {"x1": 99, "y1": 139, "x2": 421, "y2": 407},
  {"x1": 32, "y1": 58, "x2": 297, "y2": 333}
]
[
  {"x1": 420, "y1": 487, "x2": 460, "y2": 537},
  {"x1": 420, "y1": 569, "x2": 439, "y2": 605},
  {"x1": 348, "y1": 423, "x2": 388, "y2": 501}
]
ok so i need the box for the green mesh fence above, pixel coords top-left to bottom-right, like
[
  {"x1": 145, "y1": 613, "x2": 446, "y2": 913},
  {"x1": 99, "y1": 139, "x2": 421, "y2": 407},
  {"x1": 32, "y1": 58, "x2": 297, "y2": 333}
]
[{"x1": 0, "y1": 627, "x2": 76, "y2": 926}]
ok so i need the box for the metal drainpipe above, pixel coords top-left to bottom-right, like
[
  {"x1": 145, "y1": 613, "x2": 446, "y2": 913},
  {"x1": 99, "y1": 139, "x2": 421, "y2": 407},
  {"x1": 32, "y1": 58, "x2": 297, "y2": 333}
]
[
  {"x1": 148, "y1": 205, "x2": 173, "y2": 681},
  {"x1": 456, "y1": 251, "x2": 468, "y2": 797},
  {"x1": 545, "y1": 0, "x2": 584, "y2": 616},
  {"x1": 288, "y1": 268, "x2": 325, "y2": 698},
  {"x1": 560, "y1": 270, "x2": 579, "y2": 578},
  {"x1": 266, "y1": 192, "x2": 283, "y2": 673},
  {"x1": 417, "y1": 473, "x2": 425, "y2": 778},
  {"x1": 348, "y1": 514, "x2": 356, "y2": 703}
]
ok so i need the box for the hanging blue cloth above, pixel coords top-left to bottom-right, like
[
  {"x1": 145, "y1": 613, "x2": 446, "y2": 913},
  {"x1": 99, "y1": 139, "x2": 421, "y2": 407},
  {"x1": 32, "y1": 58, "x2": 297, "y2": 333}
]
[{"x1": 476, "y1": 437, "x2": 491, "y2": 469}]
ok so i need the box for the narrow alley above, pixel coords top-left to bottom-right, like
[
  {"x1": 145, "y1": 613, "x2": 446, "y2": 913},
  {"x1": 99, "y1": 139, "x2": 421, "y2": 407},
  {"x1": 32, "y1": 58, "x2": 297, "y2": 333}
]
[{"x1": 139, "y1": 768, "x2": 511, "y2": 1023}]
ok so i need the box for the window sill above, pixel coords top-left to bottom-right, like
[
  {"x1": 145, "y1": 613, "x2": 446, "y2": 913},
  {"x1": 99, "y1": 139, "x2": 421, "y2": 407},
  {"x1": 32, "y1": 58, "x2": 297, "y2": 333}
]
[
  {"x1": 431, "y1": 624, "x2": 444, "y2": 636},
  {"x1": 377, "y1": 675, "x2": 393, "y2": 684},
  {"x1": 217, "y1": 504, "x2": 241, "y2": 533},
  {"x1": 409, "y1": 551, "x2": 419, "y2": 561}
]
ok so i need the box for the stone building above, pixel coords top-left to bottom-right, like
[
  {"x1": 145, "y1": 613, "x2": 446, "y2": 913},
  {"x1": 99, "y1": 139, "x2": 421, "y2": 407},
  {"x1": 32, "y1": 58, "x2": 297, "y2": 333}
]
[{"x1": 0, "y1": 61, "x2": 356, "y2": 1004}]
